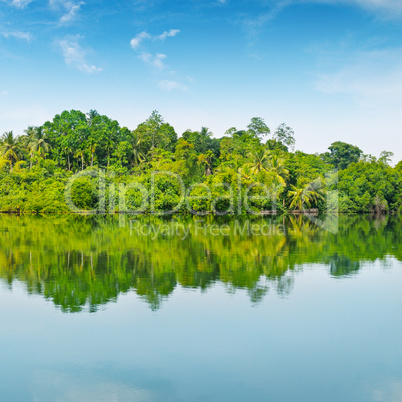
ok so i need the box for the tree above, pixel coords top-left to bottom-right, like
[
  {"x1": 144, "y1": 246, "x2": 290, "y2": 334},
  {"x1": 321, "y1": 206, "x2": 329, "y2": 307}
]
[
  {"x1": 323, "y1": 141, "x2": 362, "y2": 170},
  {"x1": 129, "y1": 132, "x2": 145, "y2": 166},
  {"x1": 147, "y1": 110, "x2": 164, "y2": 149},
  {"x1": 27, "y1": 126, "x2": 51, "y2": 160},
  {"x1": 266, "y1": 155, "x2": 289, "y2": 186},
  {"x1": 273, "y1": 123, "x2": 295, "y2": 151},
  {"x1": 247, "y1": 149, "x2": 271, "y2": 174},
  {"x1": 87, "y1": 109, "x2": 99, "y2": 126},
  {"x1": 134, "y1": 111, "x2": 177, "y2": 154},
  {"x1": 105, "y1": 138, "x2": 114, "y2": 167},
  {"x1": 198, "y1": 150, "x2": 214, "y2": 176},
  {"x1": 87, "y1": 138, "x2": 97, "y2": 168},
  {"x1": 137, "y1": 110, "x2": 163, "y2": 151},
  {"x1": 182, "y1": 127, "x2": 220, "y2": 158},
  {"x1": 113, "y1": 141, "x2": 130, "y2": 166},
  {"x1": 247, "y1": 117, "x2": 270, "y2": 140},
  {"x1": 266, "y1": 138, "x2": 289, "y2": 153},
  {"x1": 378, "y1": 151, "x2": 394, "y2": 166},
  {"x1": 62, "y1": 143, "x2": 73, "y2": 171},
  {"x1": 174, "y1": 139, "x2": 198, "y2": 182},
  {"x1": 220, "y1": 129, "x2": 260, "y2": 162},
  {"x1": 158, "y1": 123, "x2": 177, "y2": 152},
  {"x1": 0, "y1": 131, "x2": 22, "y2": 172},
  {"x1": 44, "y1": 109, "x2": 87, "y2": 169},
  {"x1": 23, "y1": 126, "x2": 36, "y2": 169},
  {"x1": 75, "y1": 148, "x2": 85, "y2": 171},
  {"x1": 288, "y1": 181, "x2": 325, "y2": 211}
]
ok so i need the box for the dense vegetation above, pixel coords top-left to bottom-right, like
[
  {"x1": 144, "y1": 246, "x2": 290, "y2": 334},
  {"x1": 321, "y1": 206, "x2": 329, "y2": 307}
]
[
  {"x1": 0, "y1": 110, "x2": 401, "y2": 214},
  {"x1": 0, "y1": 214, "x2": 400, "y2": 311}
]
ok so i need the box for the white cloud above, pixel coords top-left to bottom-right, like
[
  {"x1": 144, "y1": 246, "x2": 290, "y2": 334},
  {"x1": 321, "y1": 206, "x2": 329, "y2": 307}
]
[
  {"x1": 241, "y1": 0, "x2": 402, "y2": 37},
  {"x1": 159, "y1": 80, "x2": 189, "y2": 91},
  {"x1": 281, "y1": 0, "x2": 402, "y2": 17},
  {"x1": 157, "y1": 29, "x2": 180, "y2": 41},
  {"x1": 139, "y1": 52, "x2": 167, "y2": 69},
  {"x1": 1, "y1": 31, "x2": 32, "y2": 42},
  {"x1": 130, "y1": 31, "x2": 151, "y2": 49},
  {"x1": 1, "y1": 91, "x2": 8, "y2": 96},
  {"x1": 313, "y1": 0, "x2": 402, "y2": 15},
  {"x1": 130, "y1": 28, "x2": 187, "y2": 89},
  {"x1": 130, "y1": 29, "x2": 180, "y2": 50},
  {"x1": 8, "y1": 0, "x2": 33, "y2": 8},
  {"x1": 59, "y1": 1, "x2": 84, "y2": 24},
  {"x1": 55, "y1": 35, "x2": 102, "y2": 73},
  {"x1": 49, "y1": 0, "x2": 84, "y2": 24},
  {"x1": 239, "y1": 2, "x2": 289, "y2": 41}
]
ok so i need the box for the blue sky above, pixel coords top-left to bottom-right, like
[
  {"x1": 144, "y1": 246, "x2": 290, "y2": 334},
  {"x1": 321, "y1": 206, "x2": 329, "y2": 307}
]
[{"x1": 1, "y1": 0, "x2": 401, "y2": 162}]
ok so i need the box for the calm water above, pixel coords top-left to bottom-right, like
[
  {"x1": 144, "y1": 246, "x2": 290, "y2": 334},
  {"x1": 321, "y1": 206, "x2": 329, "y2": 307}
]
[{"x1": 0, "y1": 214, "x2": 401, "y2": 401}]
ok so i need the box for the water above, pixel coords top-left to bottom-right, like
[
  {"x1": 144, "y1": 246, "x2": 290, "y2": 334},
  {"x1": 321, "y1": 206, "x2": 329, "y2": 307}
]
[{"x1": 0, "y1": 215, "x2": 401, "y2": 401}]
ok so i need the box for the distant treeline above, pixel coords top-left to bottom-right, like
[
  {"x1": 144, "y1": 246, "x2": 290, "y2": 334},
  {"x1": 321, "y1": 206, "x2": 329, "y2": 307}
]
[{"x1": 0, "y1": 110, "x2": 401, "y2": 214}]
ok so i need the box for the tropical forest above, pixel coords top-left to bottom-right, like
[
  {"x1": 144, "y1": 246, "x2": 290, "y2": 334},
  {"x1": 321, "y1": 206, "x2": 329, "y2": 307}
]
[{"x1": 0, "y1": 109, "x2": 401, "y2": 214}]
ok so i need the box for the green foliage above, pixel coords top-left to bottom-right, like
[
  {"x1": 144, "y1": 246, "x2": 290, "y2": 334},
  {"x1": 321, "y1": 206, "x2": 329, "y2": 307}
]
[
  {"x1": 0, "y1": 131, "x2": 23, "y2": 172},
  {"x1": 133, "y1": 110, "x2": 177, "y2": 154},
  {"x1": 182, "y1": 127, "x2": 220, "y2": 158},
  {"x1": 337, "y1": 160, "x2": 401, "y2": 213},
  {"x1": 71, "y1": 176, "x2": 98, "y2": 211},
  {"x1": 273, "y1": 123, "x2": 295, "y2": 151},
  {"x1": 322, "y1": 141, "x2": 362, "y2": 170},
  {"x1": 0, "y1": 109, "x2": 401, "y2": 214},
  {"x1": 247, "y1": 117, "x2": 270, "y2": 140}
]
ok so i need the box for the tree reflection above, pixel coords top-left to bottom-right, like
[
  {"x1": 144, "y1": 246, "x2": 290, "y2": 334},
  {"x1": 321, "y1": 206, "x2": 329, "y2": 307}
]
[{"x1": 0, "y1": 214, "x2": 400, "y2": 312}]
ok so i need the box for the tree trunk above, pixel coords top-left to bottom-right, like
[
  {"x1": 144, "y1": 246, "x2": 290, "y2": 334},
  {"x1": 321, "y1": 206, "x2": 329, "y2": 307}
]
[
  {"x1": 68, "y1": 154, "x2": 71, "y2": 171},
  {"x1": 91, "y1": 153, "x2": 94, "y2": 168},
  {"x1": 81, "y1": 155, "x2": 84, "y2": 171}
]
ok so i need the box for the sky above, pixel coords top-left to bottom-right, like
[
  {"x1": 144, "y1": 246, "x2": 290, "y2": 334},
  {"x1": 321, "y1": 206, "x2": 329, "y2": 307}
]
[{"x1": 0, "y1": 0, "x2": 401, "y2": 163}]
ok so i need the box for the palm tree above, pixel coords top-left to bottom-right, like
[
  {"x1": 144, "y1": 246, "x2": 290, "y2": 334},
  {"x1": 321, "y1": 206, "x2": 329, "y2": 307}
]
[
  {"x1": 87, "y1": 139, "x2": 97, "y2": 168},
  {"x1": 199, "y1": 127, "x2": 211, "y2": 137},
  {"x1": 75, "y1": 148, "x2": 85, "y2": 171},
  {"x1": 0, "y1": 131, "x2": 22, "y2": 172},
  {"x1": 62, "y1": 144, "x2": 73, "y2": 171},
  {"x1": 198, "y1": 150, "x2": 214, "y2": 176},
  {"x1": 288, "y1": 180, "x2": 325, "y2": 212},
  {"x1": 87, "y1": 109, "x2": 99, "y2": 126},
  {"x1": 266, "y1": 155, "x2": 289, "y2": 186},
  {"x1": 105, "y1": 138, "x2": 114, "y2": 167},
  {"x1": 247, "y1": 149, "x2": 271, "y2": 174},
  {"x1": 198, "y1": 127, "x2": 212, "y2": 152},
  {"x1": 307, "y1": 179, "x2": 326, "y2": 206},
  {"x1": 27, "y1": 126, "x2": 51, "y2": 159},
  {"x1": 22, "y1": 126, "x2": 36, "y2": 169},
  {"x1": 130, "y1": 132, "x2": 145, "y2": 166},
  {"x1": 288, "y1": 185, "x2": 306, "y2": 211}
]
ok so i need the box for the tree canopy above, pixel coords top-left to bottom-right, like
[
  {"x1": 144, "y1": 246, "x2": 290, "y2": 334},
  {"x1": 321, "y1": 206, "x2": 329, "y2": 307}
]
[{"x1": 0, "y1": 110, "x2": 400, "y2": 214}]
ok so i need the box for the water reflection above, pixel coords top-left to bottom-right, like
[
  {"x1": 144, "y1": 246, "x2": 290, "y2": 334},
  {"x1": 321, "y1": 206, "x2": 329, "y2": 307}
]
[
  {"x1": 31, "y1": 368, "x2": 160, "y2": 402},
  {"x1": 0, "y1": 214, "x2": 400, "y2": 312}
]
